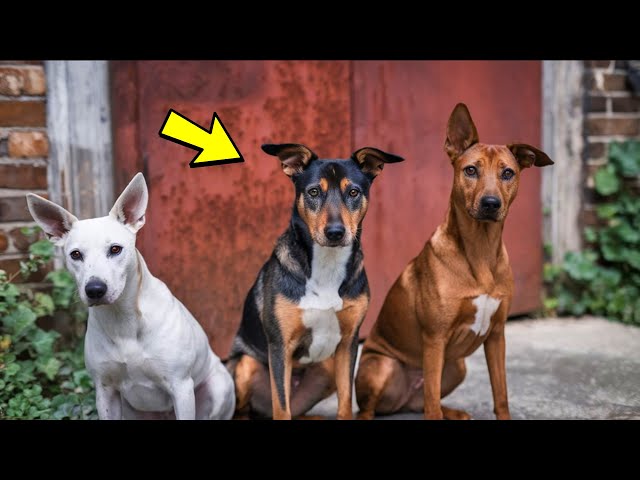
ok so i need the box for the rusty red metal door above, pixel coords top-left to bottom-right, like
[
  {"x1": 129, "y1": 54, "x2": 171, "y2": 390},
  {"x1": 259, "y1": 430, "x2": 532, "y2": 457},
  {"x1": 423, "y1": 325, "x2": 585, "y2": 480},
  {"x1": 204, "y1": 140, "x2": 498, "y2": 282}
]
[{"x1": 111, "y1": 60, "x2": 542, "y2": 358}]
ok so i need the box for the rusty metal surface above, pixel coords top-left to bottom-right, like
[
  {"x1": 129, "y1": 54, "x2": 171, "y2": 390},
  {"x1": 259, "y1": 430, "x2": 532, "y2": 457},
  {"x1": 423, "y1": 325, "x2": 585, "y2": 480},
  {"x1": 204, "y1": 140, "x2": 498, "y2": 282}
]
[
  {"x1": 111, "y1": 60, "x2": 543, "y2": 357},
  {"x1": 353, "y1": 61, "x2": 543, "y2": 335},
  {"x1": 111, "y1": 61, "x2": 351, "y2": 357}
]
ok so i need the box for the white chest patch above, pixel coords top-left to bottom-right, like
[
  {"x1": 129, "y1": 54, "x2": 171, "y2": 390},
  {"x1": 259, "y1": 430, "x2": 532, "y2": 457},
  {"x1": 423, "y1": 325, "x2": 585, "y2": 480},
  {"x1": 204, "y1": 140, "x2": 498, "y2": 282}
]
[
  {"x1": 470, "y1": 294, "x2": 501, "y2": 336},
  {"x1": 298, "y1": 244, "x2": 351, "y2": 364}
]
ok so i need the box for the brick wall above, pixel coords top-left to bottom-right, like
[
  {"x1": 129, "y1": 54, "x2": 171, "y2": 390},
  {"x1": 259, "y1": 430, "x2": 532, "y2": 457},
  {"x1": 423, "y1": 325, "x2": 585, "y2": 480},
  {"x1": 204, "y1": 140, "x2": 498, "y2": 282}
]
[
  {"x1": 0, "y1": 61, "x2": 50, "y2": 283},
  {"x1": 583, "y1": 60, "x2": 640, "y2": 227}
]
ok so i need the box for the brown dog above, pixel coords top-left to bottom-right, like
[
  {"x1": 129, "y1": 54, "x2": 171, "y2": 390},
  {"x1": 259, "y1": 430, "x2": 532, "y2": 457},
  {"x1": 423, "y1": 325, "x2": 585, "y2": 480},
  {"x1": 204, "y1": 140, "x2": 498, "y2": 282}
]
[{"x1": 355, "y1": 103, "x2": 553, "y2": 420}]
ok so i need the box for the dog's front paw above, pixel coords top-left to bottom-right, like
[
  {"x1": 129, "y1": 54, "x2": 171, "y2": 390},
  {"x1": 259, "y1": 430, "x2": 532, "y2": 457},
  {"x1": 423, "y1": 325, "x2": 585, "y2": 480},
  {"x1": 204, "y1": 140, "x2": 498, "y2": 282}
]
[
  {"x1": 424, "y1": 410, "x2": 444, "y2": 420},
  {"x1": 442, "y1": 405, "x2": 471, "y2": 420}
]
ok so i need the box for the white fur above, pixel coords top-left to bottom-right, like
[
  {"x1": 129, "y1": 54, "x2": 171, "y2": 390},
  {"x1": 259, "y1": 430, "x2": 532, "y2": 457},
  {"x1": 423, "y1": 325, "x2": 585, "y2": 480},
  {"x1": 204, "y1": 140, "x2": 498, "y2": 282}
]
[
  {"x1": 26, "y1": 173, "x2": 235, "y2": 420},
  {"x1": 297, "y1": 244, "x2": 351, "y2": 364},
  {"x1": 470, "y1": 294, "x2": 501, "y2": 336}
]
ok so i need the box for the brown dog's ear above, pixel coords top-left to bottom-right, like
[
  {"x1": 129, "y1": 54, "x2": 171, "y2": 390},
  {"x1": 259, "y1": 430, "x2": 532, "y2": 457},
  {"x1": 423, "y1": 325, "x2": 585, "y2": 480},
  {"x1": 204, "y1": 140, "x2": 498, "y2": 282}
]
[
  {"x1": 444, "y1": 103, "x2": 479, "y2": 161},
  {"x1": 351, "y1": 147, "x2": 405, "y2": 179},
  {"x1": 262, "y1": 143, "x2": 318, "y2": 176},
  {"x1": 508, "y1": 144, "x2": 554, "y2": 169}
]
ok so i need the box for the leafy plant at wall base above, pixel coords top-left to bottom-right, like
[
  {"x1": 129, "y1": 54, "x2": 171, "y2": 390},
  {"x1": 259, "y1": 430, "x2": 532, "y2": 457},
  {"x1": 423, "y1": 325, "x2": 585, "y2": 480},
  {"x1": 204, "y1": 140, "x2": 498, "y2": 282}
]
[
  {"x1": 544, "y1": 141, "x2": 640, "y2": 326},
  {"x1": 0, "y1": 231, "x2": 96, "y2": 419}
]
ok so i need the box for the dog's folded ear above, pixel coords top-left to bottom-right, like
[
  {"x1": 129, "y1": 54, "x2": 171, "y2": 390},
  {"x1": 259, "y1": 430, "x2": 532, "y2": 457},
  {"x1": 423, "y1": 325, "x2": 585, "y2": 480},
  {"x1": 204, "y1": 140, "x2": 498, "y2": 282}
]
[
  {"x1": 351, "y1": 147, "x2": 405, "y2": 179},
  {"x1": 26, "y1": 194, "x2": 78, "y2": 246},
  {"x1": 262, "y1": 143, "x2": 318, "y2": 177},
  {"x1": 109, "y1": 172, "x2": 149, "y2": 233},
  {"x1": 508, "y1": 144, "x2": 554, "y2": 169},
  {"x1": 445, "y1": 103, "x2": 479, "y2": 161}
]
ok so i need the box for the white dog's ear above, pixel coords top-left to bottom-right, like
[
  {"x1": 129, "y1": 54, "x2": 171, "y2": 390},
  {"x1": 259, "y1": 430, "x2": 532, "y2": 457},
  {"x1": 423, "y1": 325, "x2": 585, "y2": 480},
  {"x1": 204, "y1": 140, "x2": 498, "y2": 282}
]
[
  {"x1": 109, "y1": 172, "x2": 148, "y2": 233},
  {"x1": 26, "y1": 194, "x2": 78, "y2": 246}
]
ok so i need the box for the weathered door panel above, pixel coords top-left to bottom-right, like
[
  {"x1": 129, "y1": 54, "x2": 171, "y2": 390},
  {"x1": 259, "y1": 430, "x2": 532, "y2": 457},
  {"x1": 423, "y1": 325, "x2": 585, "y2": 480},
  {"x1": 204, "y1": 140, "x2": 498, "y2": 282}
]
[{"x1": 111, "y1": 60, "x2": 542, "y2": 358}]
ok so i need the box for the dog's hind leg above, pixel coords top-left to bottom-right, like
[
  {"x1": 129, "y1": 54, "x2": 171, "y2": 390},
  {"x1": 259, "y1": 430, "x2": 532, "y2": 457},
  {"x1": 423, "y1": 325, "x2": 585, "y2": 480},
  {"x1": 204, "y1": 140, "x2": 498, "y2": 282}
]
[
  {"x1": 290, "y1": 359, "x2": 336, "y2": 419},
  {"x1": 355, "y1": 352, "x2": 409, "y2": 419},
  {"x1": 229, "y1": 354, "x2": 269, "y2": 419}
]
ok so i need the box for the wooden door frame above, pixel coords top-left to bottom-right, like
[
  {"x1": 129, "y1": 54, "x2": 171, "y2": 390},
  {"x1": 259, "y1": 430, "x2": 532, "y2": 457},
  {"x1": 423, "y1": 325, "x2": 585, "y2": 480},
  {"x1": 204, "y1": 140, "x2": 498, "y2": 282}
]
[{"x1": 45, "y1": 61, "x2": 114, "y2": 267}]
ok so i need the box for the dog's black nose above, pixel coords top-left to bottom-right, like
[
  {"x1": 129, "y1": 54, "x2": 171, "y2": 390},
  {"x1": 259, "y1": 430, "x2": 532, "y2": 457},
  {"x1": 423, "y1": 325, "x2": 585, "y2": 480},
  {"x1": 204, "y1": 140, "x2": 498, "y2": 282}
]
[
  {"x1": 85, "y1": 279, "x2": 107, "y2": 299},
  {"x1": 325, "y1": 224, "x2": 346, "y2": 242},
  {"x1": 480, "y1": 196, "x2": 501, "y2": 211}
]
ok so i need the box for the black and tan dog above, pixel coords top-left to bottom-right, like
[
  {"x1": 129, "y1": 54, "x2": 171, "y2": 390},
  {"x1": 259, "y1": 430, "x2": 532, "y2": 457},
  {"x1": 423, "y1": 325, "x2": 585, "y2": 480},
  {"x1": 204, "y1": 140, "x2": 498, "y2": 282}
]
[{"x1": 227, "y1": 143, "x2": 404, "y2": 420}]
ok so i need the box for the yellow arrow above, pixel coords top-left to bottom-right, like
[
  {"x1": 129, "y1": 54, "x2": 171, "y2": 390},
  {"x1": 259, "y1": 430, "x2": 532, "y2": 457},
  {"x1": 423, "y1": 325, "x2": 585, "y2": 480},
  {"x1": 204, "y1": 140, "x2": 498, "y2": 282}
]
[{"x1": 159, "y1": 110, "x2": 244, "y2": 168}]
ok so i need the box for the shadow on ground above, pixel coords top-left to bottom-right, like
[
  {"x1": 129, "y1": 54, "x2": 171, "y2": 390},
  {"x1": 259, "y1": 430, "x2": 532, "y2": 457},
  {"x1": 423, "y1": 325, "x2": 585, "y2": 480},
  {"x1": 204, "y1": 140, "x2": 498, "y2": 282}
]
[{"x1": 307, "y1": 317, "x2": 640, "y2": 420}]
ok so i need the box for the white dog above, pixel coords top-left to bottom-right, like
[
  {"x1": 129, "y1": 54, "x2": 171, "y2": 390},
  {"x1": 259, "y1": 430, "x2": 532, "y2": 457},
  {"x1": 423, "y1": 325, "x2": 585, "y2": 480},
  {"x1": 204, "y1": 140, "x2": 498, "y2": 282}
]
[{"x1": 27, "y1": 173, "x2": 235, "y2": 420}]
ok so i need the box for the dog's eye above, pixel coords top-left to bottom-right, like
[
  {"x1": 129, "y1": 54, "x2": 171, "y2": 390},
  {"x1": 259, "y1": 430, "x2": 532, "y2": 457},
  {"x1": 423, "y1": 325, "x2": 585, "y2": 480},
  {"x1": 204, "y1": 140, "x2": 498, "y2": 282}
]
[
  {"x1": 464, "y1": 166, "x2": 477, "y2": 177},
  {"x1": 501, "y1": 168, "x2": 515, "y2": 181},
  {"x1": 349, "y1": 189, "x2": 360, "y2": 198},
  {"x1": 70, "y1": 250, "x2": 82, "y2": 261},
  {"x1": 110, "y1": 245, "x2": 123, "y2": 256},
  {"x1": 308, "y1": 188, "x2": 319, "y2": 197}
]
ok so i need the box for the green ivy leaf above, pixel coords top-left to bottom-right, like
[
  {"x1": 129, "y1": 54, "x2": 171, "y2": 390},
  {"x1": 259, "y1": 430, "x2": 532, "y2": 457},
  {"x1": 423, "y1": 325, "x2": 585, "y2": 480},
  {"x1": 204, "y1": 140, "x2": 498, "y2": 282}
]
[
  {"x1": 33, "y1": 292, "x2": 55, "y2": 317},
  {"x1": 607, "y1": 289, "x2": 628, "y2": 315},
  {"x1": 601, "y1": 242, "x2": 624, "y2": 262},
  {"x1": 563, "y1": 251, "x2": 599, "y2": 281},
  {"x1": 28, "y1": 240, "x2": 54, "y2": 259},
  {"x1": 4, "y1": 305, "x2": 37, "y2": 337},
  {"x1": 36, "y1": 357, "x2": 62, "y2": 381},
  {"x1": 612, "y1": 221, "x2": 640, "y2": 243},
  {"x1": 594, "y1": 164, "x2": 620, "y2": 196},
  {"x1": 584, "y1": 227, "x2": 597, "y2": 243},
  {"x1": 31, "y1": 329, "x2": 60, "y2": 356},
  {"x1": 4, "y1": 362, "x2": 20, "y2": 377},
  {"x1": 45, "y1": 270, "x2": 78, "y2": 310},
  {"x1": 596, "y1": 203, "x2": 618, "y2": 219},
  {"x1": 609, "y1": 140, "x2": 640, "y2": 177},
  {"x1": 597, "y1": 268, "x2": 622, "y2": 288},
  {"x1": 625, "y1": 249, "x2": 640, "y2": 270},
  {"x1": 0, "y1": 282, "x2": 20, "y2": 302},
  {"x1": 45, "y1": 270, "x2": 76, "y2": 288},
  {"x1": 72, "y1": 370, "x2": 93, "y2": 389}
]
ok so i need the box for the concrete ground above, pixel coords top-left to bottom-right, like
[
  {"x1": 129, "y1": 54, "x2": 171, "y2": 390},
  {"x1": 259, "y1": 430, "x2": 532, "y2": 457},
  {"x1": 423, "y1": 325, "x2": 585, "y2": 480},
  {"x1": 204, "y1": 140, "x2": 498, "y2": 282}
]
[{"x1": 307, "y1": 317, "x2": 640, "y2": 420}]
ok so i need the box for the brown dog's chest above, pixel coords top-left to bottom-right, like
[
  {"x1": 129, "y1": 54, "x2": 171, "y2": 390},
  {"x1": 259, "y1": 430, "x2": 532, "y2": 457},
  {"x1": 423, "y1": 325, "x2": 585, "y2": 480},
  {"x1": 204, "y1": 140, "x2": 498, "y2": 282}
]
[{"x1": 442, "y1": 292, "x2": 507, "y2": 358}]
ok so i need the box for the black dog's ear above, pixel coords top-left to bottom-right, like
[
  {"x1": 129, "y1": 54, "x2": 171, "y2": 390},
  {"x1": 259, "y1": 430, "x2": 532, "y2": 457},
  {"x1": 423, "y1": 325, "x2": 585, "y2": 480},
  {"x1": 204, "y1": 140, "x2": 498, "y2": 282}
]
[
  {"x1": 351, "y1": 147, "x2": 404, "y2": 179},
  {"x1": 262, "y1": 143, "x2": 318, "y2": 177},
  {"x1": 444, "y1": 103, "x2": 479, "y2": 161},
  {"x1": 508, "y1": 143, "x2": 554, "y2": 169}
]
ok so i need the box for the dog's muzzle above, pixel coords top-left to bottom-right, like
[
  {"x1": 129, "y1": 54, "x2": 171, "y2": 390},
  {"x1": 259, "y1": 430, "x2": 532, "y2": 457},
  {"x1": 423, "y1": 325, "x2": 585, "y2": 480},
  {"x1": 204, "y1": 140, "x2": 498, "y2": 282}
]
[
  {"x1": 476, "y1": 195, "x2": 502, "y2": 221},
  {"x1": 85, "y1": 278, "x2": 108, "y2": 306}
]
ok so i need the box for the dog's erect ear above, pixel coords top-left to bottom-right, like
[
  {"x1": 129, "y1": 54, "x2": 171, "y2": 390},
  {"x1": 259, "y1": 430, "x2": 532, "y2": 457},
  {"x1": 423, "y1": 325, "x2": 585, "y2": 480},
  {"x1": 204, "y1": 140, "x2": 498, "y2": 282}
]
[
  {"x1": 26, "y1": 194, "x2": 78, "y2": 246},
  {"x1": 445, "y1": 103, "x2": 479, "y2": 161},
  {"x1": 351, "y1": 147, "x2": 405, "y2": 179},
  {"x1": 109, "y1": 172, "x2": 148, "y2": 233},
  {"x1": 262, "y1": 143, "x2": 318, "y2": 177},
  {"x1": 508, "y1": 144, "x2": 554, "y2": 170}
]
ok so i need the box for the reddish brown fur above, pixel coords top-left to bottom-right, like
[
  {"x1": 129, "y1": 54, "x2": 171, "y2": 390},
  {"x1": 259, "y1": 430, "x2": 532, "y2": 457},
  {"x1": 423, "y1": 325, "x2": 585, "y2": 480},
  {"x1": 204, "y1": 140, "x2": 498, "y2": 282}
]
[{"x1": 355, "y1": 103, "x2": 553, "y2": 420}]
